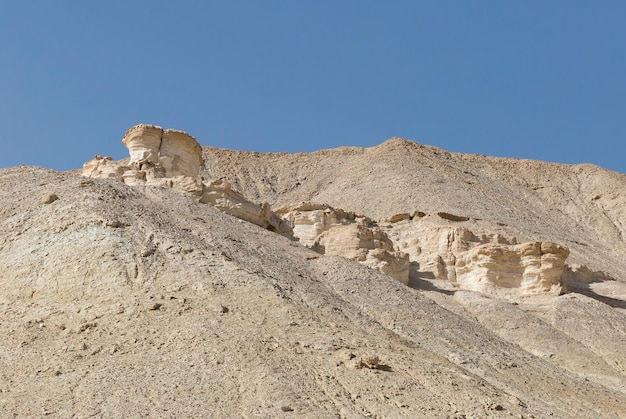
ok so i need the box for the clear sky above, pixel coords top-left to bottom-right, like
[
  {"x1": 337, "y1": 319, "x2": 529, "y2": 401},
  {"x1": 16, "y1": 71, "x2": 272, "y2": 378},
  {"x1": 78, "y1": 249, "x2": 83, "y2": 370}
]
[{"x1": 1, "y1": 1, "x2": 625, "y2": 173}]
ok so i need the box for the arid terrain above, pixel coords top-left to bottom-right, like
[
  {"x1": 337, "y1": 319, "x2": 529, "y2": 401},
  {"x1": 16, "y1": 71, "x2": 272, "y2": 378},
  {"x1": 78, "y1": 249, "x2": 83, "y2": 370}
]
[{"x1": 1, "y1": 125, "x2": 625, "y2": 418}]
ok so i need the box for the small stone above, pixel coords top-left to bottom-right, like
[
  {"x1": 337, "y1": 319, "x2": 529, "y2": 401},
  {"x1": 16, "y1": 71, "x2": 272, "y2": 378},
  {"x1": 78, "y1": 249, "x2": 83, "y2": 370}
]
[
  {"x1": 41, "y1": 193, "x2": 58, "y2": 204},
  {"x1": 280, "y1": 405, "x2": 293, "y2": 412},
  {"x1": 148, "y1": 302, "x2": 162, "y2": 311},
  {"x1": 105, "y1": 220, "x2": 126, "y2": 228},
  {"x1": 361, "y1": 355, "x2": 380, "y2": 369}
]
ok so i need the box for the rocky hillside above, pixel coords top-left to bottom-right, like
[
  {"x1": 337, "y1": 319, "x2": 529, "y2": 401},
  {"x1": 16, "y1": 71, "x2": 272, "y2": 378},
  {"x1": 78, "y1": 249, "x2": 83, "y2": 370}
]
[{"x1": 0, "y1": 125, "x2": 625, "y2": 418}]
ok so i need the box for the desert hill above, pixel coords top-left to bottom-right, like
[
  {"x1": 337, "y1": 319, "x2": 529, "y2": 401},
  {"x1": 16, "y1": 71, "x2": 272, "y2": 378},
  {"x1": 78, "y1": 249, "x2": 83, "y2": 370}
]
[
  {"x1": 1, "y1": 125, "x2": 625, "y2": 417},
  {"x1": 201, "y1": 138, "x2": 626, "y2": 279}
]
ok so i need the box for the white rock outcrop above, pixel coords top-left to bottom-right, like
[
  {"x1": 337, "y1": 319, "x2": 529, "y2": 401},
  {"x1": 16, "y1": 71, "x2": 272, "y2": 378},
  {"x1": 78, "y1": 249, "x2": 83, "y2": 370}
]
[
  {"x1": 82, "y1": 155, "x2": 127, "y2": 180},
  {"x1": 277, "y1": 203, "x2": 371, "y2": 247},
  {"x1": 278, "y1": 203, "x2": 409, "y2": 284},
  {"x1": 122, "y1": 124, "x2": 204, "y2": 178},
  {"x1": 200, "y1": 180, "x2": 291, "y2": 234},
  {"x1": 316, "y1": 223, "x2": 410, "y2": 284},
  {"x1": 82, "y1": 124, "x2": 292, "y2": 237},
  {"x1": 388, "y1": 218, "x2": 570, "y2": 296},
  {"x1": 455, "y1": 241, "x2": 569, "y2": 296}
]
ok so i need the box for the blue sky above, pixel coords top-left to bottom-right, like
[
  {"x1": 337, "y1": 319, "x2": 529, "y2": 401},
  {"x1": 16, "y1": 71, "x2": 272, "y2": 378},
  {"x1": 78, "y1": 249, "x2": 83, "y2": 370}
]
[{"x1": 1, "y1": 1, "x2": 624, "y2": 173}]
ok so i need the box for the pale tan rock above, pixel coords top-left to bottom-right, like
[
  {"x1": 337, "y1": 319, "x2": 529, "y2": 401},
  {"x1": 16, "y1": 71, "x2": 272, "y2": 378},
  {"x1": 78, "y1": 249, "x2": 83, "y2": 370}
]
[
  {"x1": 41, "y1": 192, "x2": 58, "y2": 204},
  {"x1": 121, "y1": 124, "x2": 204, "y2": 178},
  {"x1": 387, "y1": 218, "x2": 571, "y2": 296},
  {"x1": 386, "y1": 213, "x2": 411, "y2": 223},
  {"x1": 201, "y1": 180, "x2": 292, "y2": 236},
  {"x1": 278, "y1": 203, "x2": 408, "y2": 282},
  {"x1": 122, "y1": 124, "x2": 163, "y2": 167},
  {"x1": 81, "y1": 125, "x2": 291, "y2": 237},
  {"x1": 120, "y1": 168, "x2": 146, "y2": 186},
  {"x1": 160, "y1": 129, "x2": 204, "y2": 178},
  {"x1": 170, "y1": 176, "x2": 205, "y2": 198},
  {"x1": 455, "y1": 241, "x2": 569, "y2": 296},
  {"x1": 277, "y1": 203, "x2": 366, "y2": 247},
  {"x1": 316, "y1": 223, "x2": 409, "y2": 284},
  {"x1": 81, "y1": 155, "x2": 126, "y2": 180}
]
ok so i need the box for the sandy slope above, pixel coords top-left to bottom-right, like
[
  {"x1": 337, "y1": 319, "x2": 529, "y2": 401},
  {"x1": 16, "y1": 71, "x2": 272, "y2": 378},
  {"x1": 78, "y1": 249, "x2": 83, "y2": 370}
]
[{"x1": 1, "y1": 137, "x2": 625, "y2": 417}]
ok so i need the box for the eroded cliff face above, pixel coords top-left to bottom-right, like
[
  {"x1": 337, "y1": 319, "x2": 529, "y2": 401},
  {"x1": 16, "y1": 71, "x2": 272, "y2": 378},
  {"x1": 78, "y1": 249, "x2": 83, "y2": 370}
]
[
  {"x1": 455, "y1": 241, "x2": 569, "y2": 296},
  {"x1": 122, "y1": 124, "x2": 203, "y2": 178},
  {"x1": 386, "y1": 216, "x2": 570, "y2": 296}
]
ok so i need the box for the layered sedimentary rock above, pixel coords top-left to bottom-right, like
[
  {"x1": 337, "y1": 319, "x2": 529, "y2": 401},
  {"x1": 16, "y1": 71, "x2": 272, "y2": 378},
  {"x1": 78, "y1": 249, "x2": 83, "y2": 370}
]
[
  {"x1": 455, "y1": 241, "x2": 569, "y2": 296},
  {"x1": 316, "y1": 224, "x2": 410, "y2": 284},
  {"x1": 277, "y1": 203, "x2": 371, "y2": 247},
  {"x1": 82, "y1": 125, "x2": 576, "y2": 294},
  {"x1": 387, "y1": 218, "x2": 570, "y2": 296},
  {"x1": 201, "y1": 180, "x2": 291, "y2": 235},
  {"x1": 278, "y1": 203, "x2": 409, "y2": 283},
  {"x1": 122, "y1": 124, "x2": 204, "y2": 178},
  {"x1": 82, "y1": 124, "x2": 291, "y2": 237}
]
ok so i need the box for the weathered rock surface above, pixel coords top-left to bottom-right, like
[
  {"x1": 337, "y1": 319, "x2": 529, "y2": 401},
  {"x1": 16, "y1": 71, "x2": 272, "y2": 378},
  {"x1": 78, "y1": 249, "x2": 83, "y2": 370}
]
[
  {"x1": 316, "y1": 223, "x2": 410, "y2": 284},
  {"x1": 455, "y1": 241, "x2": 569, "y2": 296},
  {"x1": 380, "y1": 216, "x2": 572, "y2": 296},
  {"x1": 82, "y1": 124, "x2": 292, "y2": 237},
  {"x1": 122, "y1": 123, "x2": 203, "y2": 178},
  {"x1": 277, "y1": 202, "x2": 367, "y2": 247},
  {"x1": 279, "y1": 203, "x2": 409, "y2": 283},
  {"x1": 81, "y1": 154, "x2": 127, "y2": 179},
  {"x1": 201, "y1": 179, "x2": 291, "y2": 235}
]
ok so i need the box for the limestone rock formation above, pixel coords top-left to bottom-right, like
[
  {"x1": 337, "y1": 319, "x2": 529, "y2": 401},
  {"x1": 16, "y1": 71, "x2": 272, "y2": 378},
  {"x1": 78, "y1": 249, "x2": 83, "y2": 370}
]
[
  {"x1": 81, "y1": 155, "x2": 127, "y2": 180},
  {"x1": 278, "y1": 203, "x2": 409, "y2": 283},
  {"x1": 386, "y1": 218, "x2": 572, "y2": 296},
  {"x1": 316, "y1": 223, "x2": 410, "y2": 284},
  {"x1": 276, "y1": 202, "x2": 371, "y2": 247},
  {"x1": 82, "y1": 124, "x2": 292, "y2": 237},
  {"x1": 122, "y1": 124, "x2": 203, "y2": 178},
  {"x1": 455, "y1": 241, "x2": 569, "y2": 296},
  {"x1": 201, "y1": 179, "x2": 291, "y2": 235}
]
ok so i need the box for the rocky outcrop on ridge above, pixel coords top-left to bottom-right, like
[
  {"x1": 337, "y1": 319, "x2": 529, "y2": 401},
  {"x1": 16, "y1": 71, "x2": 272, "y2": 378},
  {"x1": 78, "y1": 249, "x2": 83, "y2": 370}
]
[
  {"x1": 82, "y1": 124, "x2": 292, "y2": 237},
  {"x1": 122, "y1": 123, "x2": 203, "y2": 178},
  {"x1": 385, "y1": 219, "x2": 570, "y2": 296}
]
